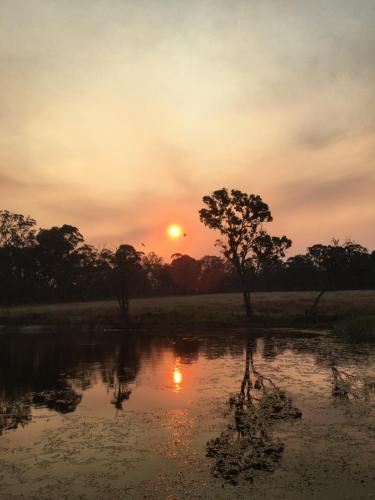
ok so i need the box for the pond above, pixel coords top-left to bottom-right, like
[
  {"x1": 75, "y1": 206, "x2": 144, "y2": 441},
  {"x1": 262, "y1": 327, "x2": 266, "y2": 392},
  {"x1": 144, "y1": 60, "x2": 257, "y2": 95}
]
[{"x1": 0, "y1": 329, "x2": 374, "y2": 499}]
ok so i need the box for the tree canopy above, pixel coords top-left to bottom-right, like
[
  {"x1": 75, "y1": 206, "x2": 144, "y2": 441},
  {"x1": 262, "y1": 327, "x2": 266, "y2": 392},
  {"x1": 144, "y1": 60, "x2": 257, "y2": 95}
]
[
  {"x1": 199, "y1": 188, "x2": 291, "y2": 316},
  {"x1": 0, "y1": 210, "x2": 36, "y2": 248},
  {"x1": 0, "y1": 208, "x2": 374, "y2": 312}
]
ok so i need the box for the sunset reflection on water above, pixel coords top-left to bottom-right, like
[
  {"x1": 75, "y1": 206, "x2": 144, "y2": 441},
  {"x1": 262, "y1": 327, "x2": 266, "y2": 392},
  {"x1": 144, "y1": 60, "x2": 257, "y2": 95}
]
[
  {"x1": 173, "y1": 358, "x2": 183, "y2": 392},
  {"x1": 1, "y1": 331, "x2": 375, "y2": 498}
]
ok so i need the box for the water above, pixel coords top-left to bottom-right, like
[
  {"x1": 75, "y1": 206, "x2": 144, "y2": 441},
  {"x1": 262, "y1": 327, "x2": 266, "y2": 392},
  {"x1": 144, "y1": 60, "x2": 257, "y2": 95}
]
[{"x1": 0, "y1": 330, "x2": 374, "y2": 499}]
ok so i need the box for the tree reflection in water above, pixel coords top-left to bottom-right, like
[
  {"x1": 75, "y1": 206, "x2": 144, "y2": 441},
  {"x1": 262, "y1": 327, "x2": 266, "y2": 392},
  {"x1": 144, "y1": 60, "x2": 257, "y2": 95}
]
[
  {"x1": 110, "y1": 369, "x2": 133, "y2": 411},
  {"x1": 32, "y1": 386, "x2": 82, "y2": 414},
  {"x1": 0, "y1": 332, "x2": 142, "y2": 434},
  {"x1": 107, "y1": 338, "x2": 139, "y2": 412},
  {"x1": 0, "y1": 383, "x2": 82, "y2": 436},
  {"x1": 0, "y1": 398, "x2": 32, "y2": 435},
  {"x1": 328, "y1": 355, "x2": 375, "y2": 402},
  {"x1": 207, "y1": 338, "x2": 302, "y2": 485}
]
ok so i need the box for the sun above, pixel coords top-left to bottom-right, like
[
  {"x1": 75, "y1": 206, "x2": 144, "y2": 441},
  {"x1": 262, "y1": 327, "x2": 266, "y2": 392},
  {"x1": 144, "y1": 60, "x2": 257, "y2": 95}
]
[{"x1": 167, "y1": 224, "x2": 183, "y2": 239}]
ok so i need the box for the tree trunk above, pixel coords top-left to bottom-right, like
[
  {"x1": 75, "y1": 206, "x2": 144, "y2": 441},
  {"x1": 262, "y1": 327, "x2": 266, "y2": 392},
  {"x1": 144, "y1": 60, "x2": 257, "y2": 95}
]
[
  {"x1": 239, "y1": 270, "x2": 253, "y2": 317},
  {"x1": 305, "y1": 289, "x2": 325, "y2": 321},
  {"x1": 116, "y1": 292, "x2": 129, "y2": 317}
]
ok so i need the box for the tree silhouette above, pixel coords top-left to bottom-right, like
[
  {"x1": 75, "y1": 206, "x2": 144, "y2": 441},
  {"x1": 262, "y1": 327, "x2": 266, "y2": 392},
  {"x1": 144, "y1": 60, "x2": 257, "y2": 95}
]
[
  {"x1": 199, "y1": 189, "x2": 291, "y2": 316},
  {"x1": 0, "y1": 210, "x2": 37, "y2": 305},
  {"x1": 305, "y1": 239, "x2": 370, "y2": 319},
  {"x1": 35, "y1": 225, "x2": 85, "y2": 302},
  {"x1": 142, "y1": 252, "x2": 171, "y2": 295},
  {"x1": 0, "y1": 207, "x2": 374, "y2": 307},
  {"x1": 0, "y1": 210, "x2": 36, "y2": 248},
  {"x1": 198, "y1": 255, "x2": 227, "y2": 292},
  {"x1": 169, "y1": 253, "x2": 201, "y2": 293},
  {"x1": 112, "y1": 244, "x2": 144, "y2": 316}
]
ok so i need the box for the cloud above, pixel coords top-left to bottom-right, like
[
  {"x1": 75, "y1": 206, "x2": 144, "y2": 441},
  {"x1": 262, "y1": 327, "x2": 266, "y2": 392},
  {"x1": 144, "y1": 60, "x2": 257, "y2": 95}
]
[
  {"x1": 292, "y1": 95, "x2": 375, "y2": 150},
  {"x1": 1, "y1": 0, "x2": 375, "y2": 257},
  {"x1": 276, "y1": 168, "x2": 375, "y2": 211},
  {"x1": 295, "y1": 124, "x2": 351, "y2": 150},
  {"x1": 0, "y1": 173, "x2": 28, "y2": 190}
]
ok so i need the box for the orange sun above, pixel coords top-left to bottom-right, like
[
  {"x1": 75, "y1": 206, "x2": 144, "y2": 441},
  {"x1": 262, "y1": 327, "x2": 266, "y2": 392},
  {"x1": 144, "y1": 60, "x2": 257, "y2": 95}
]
[{"x1": 167, "y1": 224, "x2": 183, "y2": 239}]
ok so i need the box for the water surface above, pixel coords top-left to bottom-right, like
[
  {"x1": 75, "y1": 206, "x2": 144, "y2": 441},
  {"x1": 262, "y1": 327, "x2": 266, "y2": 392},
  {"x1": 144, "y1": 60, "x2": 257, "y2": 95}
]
[{"x1": 0, "y1": 330, "x2": 374, "y2": 499}]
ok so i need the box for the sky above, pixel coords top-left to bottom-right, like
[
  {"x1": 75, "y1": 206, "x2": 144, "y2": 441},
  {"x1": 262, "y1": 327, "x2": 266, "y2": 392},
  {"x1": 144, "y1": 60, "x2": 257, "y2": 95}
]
[{"x1": 1, "y1": 0, "x2": 374, "y2": 260}]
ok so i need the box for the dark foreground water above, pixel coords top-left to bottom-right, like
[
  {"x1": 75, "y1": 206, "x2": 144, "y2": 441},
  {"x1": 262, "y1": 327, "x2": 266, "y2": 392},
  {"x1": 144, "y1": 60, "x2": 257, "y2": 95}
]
[{"x1": 0, "y1": 329, "x2": 375, "y2": 499}]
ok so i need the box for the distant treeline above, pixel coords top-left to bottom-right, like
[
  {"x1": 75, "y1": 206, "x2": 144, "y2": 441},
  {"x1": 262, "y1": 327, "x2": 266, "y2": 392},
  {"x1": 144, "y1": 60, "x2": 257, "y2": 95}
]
[{"x1": 0, "y1": 209, "x2": 374, "y2": 307}]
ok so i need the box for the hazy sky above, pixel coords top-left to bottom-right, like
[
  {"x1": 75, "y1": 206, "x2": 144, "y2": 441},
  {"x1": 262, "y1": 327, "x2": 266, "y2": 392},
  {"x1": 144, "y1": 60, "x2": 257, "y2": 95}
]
[{"x1": 1, "y1": 0, "x2": 374, "y2": 259}]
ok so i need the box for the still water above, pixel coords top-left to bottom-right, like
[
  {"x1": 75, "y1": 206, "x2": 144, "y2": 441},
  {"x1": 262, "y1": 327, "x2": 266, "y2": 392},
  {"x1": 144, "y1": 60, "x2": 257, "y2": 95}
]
[{"x1": 0, "y1": 330, "x2": 374, "y2": 499}]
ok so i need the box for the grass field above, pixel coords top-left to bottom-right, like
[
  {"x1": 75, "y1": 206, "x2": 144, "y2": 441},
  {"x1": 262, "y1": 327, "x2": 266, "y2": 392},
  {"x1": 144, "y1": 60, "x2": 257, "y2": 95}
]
[{"x1": 0, "y1": 290, "x2": 374, "y2": 331}]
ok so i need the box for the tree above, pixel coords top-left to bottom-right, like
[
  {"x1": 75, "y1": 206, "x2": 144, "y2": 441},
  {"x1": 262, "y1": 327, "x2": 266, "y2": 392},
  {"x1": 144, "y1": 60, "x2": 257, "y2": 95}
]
[
  {"x1": 112, "y1": 244, "x2": 144, "y2": 316},
  {"x1": 305, "y1": 239, "x2": 370, "y2": 319},
  {"x1": 0, "y1": 210, "x2": 37, "y2": 305},
  {"x1": 142, "y1": 252, "x2": 171, "y2": 295},
  {"x1": 198, "y1": 255, "x2": 227, "y2": 292},
  {"x1": 199, "y1": 188, "x2": 291, "y2": 316},
  {"x1": 286, "y1": 254, "x2": 317, "y2": 290},
  {"x1": 74, "y1": 244, "x2": 101, "y2": 301},
  {"x1": 0, "y1": 210, "x2": 36, "y2": 248},
  {"x1": 169, "y1": 253, "x2": 201, "y2": 293},
  {"x1": 35, "y1": 225, "x2": 85, "y2": 302}
]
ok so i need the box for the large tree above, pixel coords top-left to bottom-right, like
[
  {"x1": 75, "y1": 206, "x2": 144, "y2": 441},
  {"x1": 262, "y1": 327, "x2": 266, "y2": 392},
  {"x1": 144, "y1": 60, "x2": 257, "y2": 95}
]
[
  {"x1": 305, "y1": 239, "x2": 370, "y2": 319},
  {"x1": 142, "y1": 252, "x2": 171, "y2": 295},
  {"x1": 199, "y1": 188, "x2": 291, "y2": 316},
  {"x1": 35, "y1": 225, "x2": 85, "y2": 302},
  {"x1": 112, "y1": 244, "x2": 145, "y2": 316},
  {"x1": 0, "y1": 210, "x2": 37, "y2": 305},
  {"x1": 198, "y1": 255, "x2": 227, "y2": 292},
  {"x1": 0, "y1": 210, "x2": 36, "y2": 248},
  {"x1": 169, "y1": 253, "x2": 201, "y2": 293}
]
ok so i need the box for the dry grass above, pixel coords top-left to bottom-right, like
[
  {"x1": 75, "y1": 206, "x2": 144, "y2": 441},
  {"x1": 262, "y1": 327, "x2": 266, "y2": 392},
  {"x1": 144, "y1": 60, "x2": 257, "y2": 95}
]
[{"x1": 0, "y1": 290, "x2": 374, "y2": 330}]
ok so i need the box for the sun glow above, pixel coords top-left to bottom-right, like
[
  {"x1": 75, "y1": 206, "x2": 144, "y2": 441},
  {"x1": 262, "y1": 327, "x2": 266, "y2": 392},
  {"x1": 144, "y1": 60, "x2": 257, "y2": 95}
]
[
  {"x1": 173, "y1": 358, "x2": 183, "y2": 392},
  {"x1": 167, "y1": 224, "x2": 183, "y2": 239},
  {"x1": 173, "y1": 368, "x2": 182, "y2": 385}
]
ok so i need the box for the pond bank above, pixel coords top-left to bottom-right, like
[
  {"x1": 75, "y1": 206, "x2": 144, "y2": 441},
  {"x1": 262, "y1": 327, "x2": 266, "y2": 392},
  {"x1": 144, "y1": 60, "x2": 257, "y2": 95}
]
[{"x1": 0, "y1": 324, "x2": 330, "y2": 337}]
